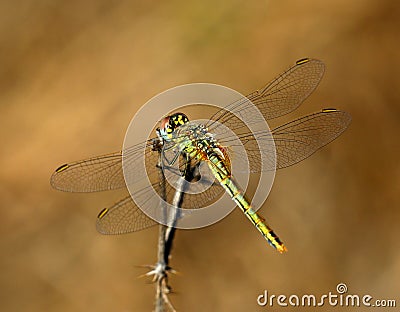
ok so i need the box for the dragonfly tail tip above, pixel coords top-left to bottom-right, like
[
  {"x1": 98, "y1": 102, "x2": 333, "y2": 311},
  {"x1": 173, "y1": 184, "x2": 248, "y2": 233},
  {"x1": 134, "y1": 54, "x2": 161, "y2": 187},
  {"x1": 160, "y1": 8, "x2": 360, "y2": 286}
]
[{"x1": 277, "y1": 245, "x2": 288, "y2": 254}]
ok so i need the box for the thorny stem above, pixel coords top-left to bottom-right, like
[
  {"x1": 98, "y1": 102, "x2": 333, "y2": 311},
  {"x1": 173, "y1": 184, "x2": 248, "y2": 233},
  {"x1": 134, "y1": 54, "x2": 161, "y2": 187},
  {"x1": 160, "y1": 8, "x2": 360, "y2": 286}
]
[
  {"x1": 155, "y1": 154, "x2": 170, "y2": 312},
  {"x1": 154, "y1": 178, "x2": 184, "y2": 312},
  {"x1": 152, "y1": 138, "x2": 188, "y2": 312}
]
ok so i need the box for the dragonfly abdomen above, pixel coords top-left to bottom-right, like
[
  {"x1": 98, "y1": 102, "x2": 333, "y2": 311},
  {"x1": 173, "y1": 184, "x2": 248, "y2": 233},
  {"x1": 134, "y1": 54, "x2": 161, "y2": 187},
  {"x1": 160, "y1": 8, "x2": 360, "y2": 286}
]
[
  {"x1": 206, "y1": 151, "x2": 287, "y2": 254},
  {"x1": 244, "y1": 207, "x2": 287, "y2": 253}
]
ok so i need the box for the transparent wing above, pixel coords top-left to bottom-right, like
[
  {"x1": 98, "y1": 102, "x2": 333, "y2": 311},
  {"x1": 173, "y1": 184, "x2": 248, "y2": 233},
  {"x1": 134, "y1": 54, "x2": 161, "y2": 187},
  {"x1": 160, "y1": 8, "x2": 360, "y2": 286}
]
[
  {"x1": 206, "y1": 58, "x2": 325, "y2": 134},
  {"x1": 96, "y1": 194, "x2": 158, "y2": 234},
  {"x1": 50, "y1": 139, "x2": 158, "y2": 192},
  {"x1": 220, "y1": 109, "x2": 351, "y2": 172},
  {"x1": 96, "y1": 178, "x2": 224, "y2": 234}
]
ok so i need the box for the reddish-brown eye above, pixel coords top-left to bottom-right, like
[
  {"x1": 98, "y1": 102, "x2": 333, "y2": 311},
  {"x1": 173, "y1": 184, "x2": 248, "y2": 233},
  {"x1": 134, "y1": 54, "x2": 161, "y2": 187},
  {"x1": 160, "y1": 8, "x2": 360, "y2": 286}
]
[{"x1": 160, "y1": 116, "x2": 170, "y2": 130}]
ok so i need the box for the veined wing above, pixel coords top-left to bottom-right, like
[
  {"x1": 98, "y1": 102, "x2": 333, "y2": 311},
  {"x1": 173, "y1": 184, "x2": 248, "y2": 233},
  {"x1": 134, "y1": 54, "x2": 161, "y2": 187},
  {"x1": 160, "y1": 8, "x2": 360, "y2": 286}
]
[
  {"x1": 206, "y1": 58, "x2": 325, "y2": 134},
  {"x1": 96, "y1": 194, "x2": 158, "y2": 234},
  {"x1": 96, "y1": 177, "x2": 224, "y2": 234},
  {"x1": 218, "y1": 109, "x2": 351, "y2": 172},
  {"x1": 50, "y1": 139, "x2": 158, "y2": 192}
]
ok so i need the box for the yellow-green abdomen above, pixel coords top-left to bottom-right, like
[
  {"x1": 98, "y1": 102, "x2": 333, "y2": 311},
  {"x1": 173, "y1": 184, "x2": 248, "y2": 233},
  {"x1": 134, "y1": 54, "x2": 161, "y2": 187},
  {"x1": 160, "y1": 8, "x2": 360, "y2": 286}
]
[{"x1": 207, "y1": 156, "x2": 287, "y2": 254}]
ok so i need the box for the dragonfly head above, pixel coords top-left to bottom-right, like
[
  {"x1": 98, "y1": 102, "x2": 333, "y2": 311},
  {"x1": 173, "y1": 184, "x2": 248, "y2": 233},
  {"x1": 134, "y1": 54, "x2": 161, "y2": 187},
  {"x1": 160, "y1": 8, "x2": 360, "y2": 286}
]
[{"x1": 158, "y1": 112, "x2": 189, "y2": 141}]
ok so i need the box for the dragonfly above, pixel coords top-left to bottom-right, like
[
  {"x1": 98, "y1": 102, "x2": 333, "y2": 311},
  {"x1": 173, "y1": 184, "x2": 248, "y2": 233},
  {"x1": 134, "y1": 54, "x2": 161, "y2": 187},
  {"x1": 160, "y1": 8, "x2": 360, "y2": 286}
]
[{"x1": 51, "y1": 58, "x2": 351, "y2": 253}]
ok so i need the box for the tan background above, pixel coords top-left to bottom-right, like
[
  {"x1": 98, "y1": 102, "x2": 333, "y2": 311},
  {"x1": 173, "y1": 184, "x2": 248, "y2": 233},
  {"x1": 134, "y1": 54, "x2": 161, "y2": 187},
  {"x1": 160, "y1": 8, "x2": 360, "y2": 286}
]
[{"x1": 1, "y1": 0, "x2": 399, "y2": 311}]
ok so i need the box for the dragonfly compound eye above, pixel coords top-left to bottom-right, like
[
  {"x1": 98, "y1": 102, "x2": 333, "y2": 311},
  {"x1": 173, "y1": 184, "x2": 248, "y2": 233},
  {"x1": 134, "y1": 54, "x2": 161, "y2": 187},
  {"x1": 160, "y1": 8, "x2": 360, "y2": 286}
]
[
  {"x1": 159, "y1": 113, "x2": 189, "y2": 140},
  {"x1": 169, "y1": 113, "x2": 189, "y2": 129}
]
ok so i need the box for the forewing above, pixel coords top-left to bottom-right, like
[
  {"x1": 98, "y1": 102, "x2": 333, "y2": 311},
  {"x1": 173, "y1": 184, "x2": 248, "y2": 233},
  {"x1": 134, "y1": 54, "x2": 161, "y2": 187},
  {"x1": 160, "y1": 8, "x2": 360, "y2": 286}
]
[
  {"x1": 207, "y1": 58, "x2": 325, "y2": 134},
  {"x1": 50, "y1": 139, "x2": 158, "y2": 192}
]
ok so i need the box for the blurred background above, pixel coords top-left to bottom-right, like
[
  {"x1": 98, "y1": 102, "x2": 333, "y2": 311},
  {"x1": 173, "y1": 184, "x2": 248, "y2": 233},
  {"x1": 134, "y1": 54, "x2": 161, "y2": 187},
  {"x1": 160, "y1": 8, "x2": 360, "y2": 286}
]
[{"x1": 1, "y1": 0, "x2": 399, "y2": 311}]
